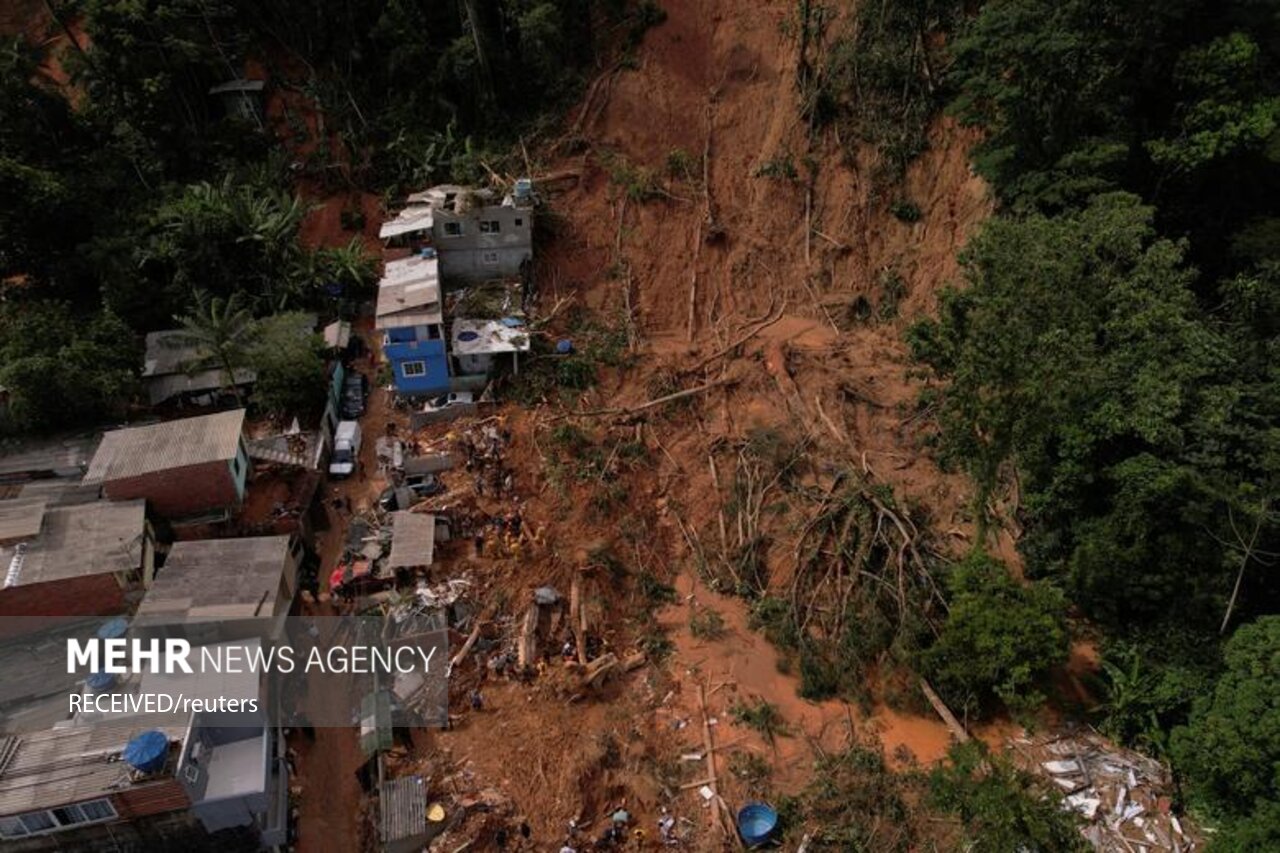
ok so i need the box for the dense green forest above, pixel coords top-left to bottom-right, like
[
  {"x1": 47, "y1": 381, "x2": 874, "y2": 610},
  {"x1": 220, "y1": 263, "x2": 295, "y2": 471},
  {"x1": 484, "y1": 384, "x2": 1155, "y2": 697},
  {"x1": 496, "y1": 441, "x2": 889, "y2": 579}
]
[
  {"x1": 0, "y1": 0, "x2": 648, "y2": 428},
  {"x1": 811, "y1": 0, "x2": 1280, "y2": 844}
]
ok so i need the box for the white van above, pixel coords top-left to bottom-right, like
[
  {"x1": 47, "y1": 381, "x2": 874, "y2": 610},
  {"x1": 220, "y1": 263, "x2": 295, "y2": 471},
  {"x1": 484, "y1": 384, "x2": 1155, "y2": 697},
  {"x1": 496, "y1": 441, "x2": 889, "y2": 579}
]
[{"x1": 329, "y1": 420, "x2": 362, "y2": 478}]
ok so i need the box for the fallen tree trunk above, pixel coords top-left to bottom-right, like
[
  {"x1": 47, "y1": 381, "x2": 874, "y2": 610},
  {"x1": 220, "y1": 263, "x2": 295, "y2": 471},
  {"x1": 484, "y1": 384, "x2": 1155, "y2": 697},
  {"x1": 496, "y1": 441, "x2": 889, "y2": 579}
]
[
  {"x1": 919, "y1": 678, "x2": 970, "y2": 743},
  {"x1": 517, "y1": 603, "x2": 540, "y2": 668},
  {"x1": 449, "y1": 620, "x2": 484, "y2": 670},
  {"x1": 555, "y1": 378, "x2": 733, "y2": 420}
]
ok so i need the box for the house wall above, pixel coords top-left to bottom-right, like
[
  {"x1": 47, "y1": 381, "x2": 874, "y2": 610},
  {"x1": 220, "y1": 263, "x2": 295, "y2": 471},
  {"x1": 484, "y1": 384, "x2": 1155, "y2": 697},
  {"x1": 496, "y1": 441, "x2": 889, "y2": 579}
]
[
  {"x1": 0, "y1": 573, "x2": 128, "y2": 638},
  {"x1": 433, "y1": 205, "x2": 532, "y2": 280},
  {"x1": 3, "y1": 809, "x2": 262, "y2": 853},
  {"x1": 113, "y1": 778, "x2": 192, "y2": 819},
  {"x1": 228, "y1": 440, "x2": 249, "y2": 502},
  {"x1": 386, "y1": 335, "x2": 450, "y2": 397},
  {"x1": 104, "y1": 460, "x2": 239, "y2": 519}
]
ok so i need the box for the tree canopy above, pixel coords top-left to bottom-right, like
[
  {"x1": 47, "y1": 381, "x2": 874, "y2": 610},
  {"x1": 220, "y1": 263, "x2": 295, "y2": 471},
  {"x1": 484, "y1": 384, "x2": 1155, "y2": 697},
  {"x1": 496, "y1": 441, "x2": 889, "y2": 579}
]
[{"x1": 1171, "y1": 617, "x2": 1280, "y2": 829}]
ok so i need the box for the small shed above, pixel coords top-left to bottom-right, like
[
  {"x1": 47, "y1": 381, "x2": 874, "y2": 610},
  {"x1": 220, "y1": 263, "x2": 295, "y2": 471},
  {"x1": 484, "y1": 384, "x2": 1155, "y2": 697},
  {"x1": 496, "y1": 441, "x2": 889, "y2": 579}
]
[{"x1": 452, "y1": 318, "x2": 530, "y2": 376}]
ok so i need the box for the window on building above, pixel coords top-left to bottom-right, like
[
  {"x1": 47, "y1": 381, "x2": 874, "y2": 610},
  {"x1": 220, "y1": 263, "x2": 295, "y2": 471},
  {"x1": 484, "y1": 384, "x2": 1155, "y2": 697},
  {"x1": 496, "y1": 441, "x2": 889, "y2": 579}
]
[
  {"x1": 78, "y1": 801, "x2": 115, "y2": 822},
  {"x1": 481, "y1": 251, "x2": 500, "y2": 265},
  {"x1": 514, "y1": 218, "x2": 524, "y2": 227},
  {"x1": 20, "y1": 813, "x2": 55, "y2": 833},
  {"x1": 0, "y1": 799, "x2": 117, "y2": 839},
  {"x1": 428, "y1": 325, "x2": 442, "y2": 340},
  {"x1": 443, "y1": 221, "x2": 463, "y2": 237},
  {"x1": 0, "y1": 817, "x2": 27, "y2": 838},
  {"x1": 478, "y1": 220, "x2": 501, "y2": 234},
  {"x1": 402, "y1": 361, "x2": 426, "y2": 378}
]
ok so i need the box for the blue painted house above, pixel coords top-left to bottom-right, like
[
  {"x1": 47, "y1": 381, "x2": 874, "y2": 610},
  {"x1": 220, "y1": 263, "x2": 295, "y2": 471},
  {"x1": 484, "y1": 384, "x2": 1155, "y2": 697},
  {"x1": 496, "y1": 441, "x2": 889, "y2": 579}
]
[{"x1": 376, "y1": 254, "x2": 451, "y2": 397}]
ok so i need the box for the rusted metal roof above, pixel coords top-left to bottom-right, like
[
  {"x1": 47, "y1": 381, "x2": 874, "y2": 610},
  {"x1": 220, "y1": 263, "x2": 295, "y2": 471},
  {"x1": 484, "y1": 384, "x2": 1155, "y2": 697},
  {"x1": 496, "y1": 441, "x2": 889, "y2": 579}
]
[{"x1": 85, "y1": 410, "x2": 245, "y2": 483}]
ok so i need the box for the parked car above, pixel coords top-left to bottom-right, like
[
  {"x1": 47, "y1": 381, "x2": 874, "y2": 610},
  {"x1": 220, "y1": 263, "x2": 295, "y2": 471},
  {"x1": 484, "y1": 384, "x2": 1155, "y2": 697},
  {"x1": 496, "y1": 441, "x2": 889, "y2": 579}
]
[
  {"x1": 329, "y1": 420, "x2": 362, "y2": 478},
  {"x1": 378, "y1": 475, "x2": 445, "y2": 512},
  {"x1": 341, "y1": 372, "x2": 369, "y2": 419},
  {"x1": 421, "y1": 391, "x2": 474, "y2": 414}
]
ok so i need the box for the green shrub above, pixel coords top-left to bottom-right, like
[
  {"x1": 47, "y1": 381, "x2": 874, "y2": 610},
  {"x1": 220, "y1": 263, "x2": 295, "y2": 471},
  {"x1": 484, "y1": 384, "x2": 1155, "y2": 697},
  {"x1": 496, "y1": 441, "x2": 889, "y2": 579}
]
[{"x1": 922, "y1": 551, "x2": 1068, "y2": 719}]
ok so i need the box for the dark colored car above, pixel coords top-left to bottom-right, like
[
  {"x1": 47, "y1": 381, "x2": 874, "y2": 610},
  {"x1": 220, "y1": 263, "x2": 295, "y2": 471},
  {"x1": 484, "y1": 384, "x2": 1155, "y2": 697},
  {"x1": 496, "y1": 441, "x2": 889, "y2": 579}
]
[
  {"x1": 341, "y1": 372, "x2": 368, "y2": 419},
  {"x1": 377, "y1": 475, "x2": 445, "y2": 512}
]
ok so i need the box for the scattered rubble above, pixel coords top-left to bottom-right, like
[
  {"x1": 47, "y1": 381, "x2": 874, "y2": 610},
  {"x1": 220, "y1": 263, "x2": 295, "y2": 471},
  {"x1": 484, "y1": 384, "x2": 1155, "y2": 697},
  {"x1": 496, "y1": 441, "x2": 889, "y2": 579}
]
[{"x1": 1010, "y1": 728, "x2": 1200, "y2": 852}]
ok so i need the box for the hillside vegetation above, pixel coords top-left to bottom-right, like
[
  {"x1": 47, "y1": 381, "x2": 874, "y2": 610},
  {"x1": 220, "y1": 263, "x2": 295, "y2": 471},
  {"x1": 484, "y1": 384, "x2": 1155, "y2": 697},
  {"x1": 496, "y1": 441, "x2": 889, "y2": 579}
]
[{"x1": 812, "y1": 0, "x2": 1280, "y2": 842}]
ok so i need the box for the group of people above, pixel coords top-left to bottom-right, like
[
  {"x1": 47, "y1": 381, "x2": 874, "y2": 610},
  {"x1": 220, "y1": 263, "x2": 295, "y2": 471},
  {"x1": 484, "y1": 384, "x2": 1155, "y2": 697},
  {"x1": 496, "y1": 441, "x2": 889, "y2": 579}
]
[
  {"x1": 459, "y1": 421, "x2": 515, "y2": 497},
  {"x1": 471, "y1": 508, "x2": 525, "y2": 558},
  {"x1": 552, "y1": 807, "x2": 679, "y2": 850}
]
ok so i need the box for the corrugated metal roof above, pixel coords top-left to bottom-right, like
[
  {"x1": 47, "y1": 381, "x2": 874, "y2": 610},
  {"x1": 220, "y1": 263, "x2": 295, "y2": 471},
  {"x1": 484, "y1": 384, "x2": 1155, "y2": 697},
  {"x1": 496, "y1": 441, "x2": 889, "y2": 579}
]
[
  {"x1": 85, "y1": 410, "x2": 245, "y2": 483},
  {"x1": 379, "y1": 775, "x2": 428, "y2": 845},
  {"x1": 0, "y1": 718, "x2": 186, "y2": 816},
  {"x1": 0, "y1": 498, "x2": 46, "y2": 542},
  {"x1": 133, "y1": 536, "x2": 293, "y2": 626},
  {"x1": 0, "y1": 499, "x2": 147, "y2": 587},
  {"x1": 386, "y1": 512, "x2": 435, "y2": 569}
]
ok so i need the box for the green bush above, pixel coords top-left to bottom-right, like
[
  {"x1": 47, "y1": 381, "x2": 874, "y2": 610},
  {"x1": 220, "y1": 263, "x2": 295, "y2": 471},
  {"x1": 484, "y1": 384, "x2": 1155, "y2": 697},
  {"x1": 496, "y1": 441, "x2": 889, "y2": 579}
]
[
  {"x1": 928, "y1": 742, "x2": 1086, "y2": 852},
  {"x1": 922, "y1": 551, "x2": 1068, "y2": 719},
  {"x1": 1171, "y1": 617, "x2": 1280, "y2": 830}
]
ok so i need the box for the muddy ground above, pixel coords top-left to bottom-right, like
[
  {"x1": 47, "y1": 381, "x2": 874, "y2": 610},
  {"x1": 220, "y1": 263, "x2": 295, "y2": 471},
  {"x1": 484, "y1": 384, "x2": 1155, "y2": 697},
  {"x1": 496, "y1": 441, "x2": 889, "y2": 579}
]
[{"x1": 285, "y1": 1, "x2": 1016, "y2": 849}]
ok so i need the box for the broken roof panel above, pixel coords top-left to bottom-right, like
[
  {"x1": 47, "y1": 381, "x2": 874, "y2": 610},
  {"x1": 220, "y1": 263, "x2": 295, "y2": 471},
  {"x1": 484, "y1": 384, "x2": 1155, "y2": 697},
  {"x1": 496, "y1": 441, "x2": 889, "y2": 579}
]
[
  {"x1": 133, "y1": 535, "x2": 293, "y2": 626},
  {"x1": 386, "y1": 511, "x2": 435, "y2": 569},
  {"x1": 379, "y1": 206, "x2": 434, "y2": 239},
  {"x1": 1, "y1": 499, "x2": 148, "y2": 587},
  {"x1": 208, "y1": 78, "x2": 265, "y2": 94},
  {"x1": 451, "y1": 319, "x2": 531, "y2": 355},
  {"x1": 145, "y1": 367, "x2": 257, "y2": 407},
  {"x1": 85, "y1": 410, "x2": 245, "y2": 483}
]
